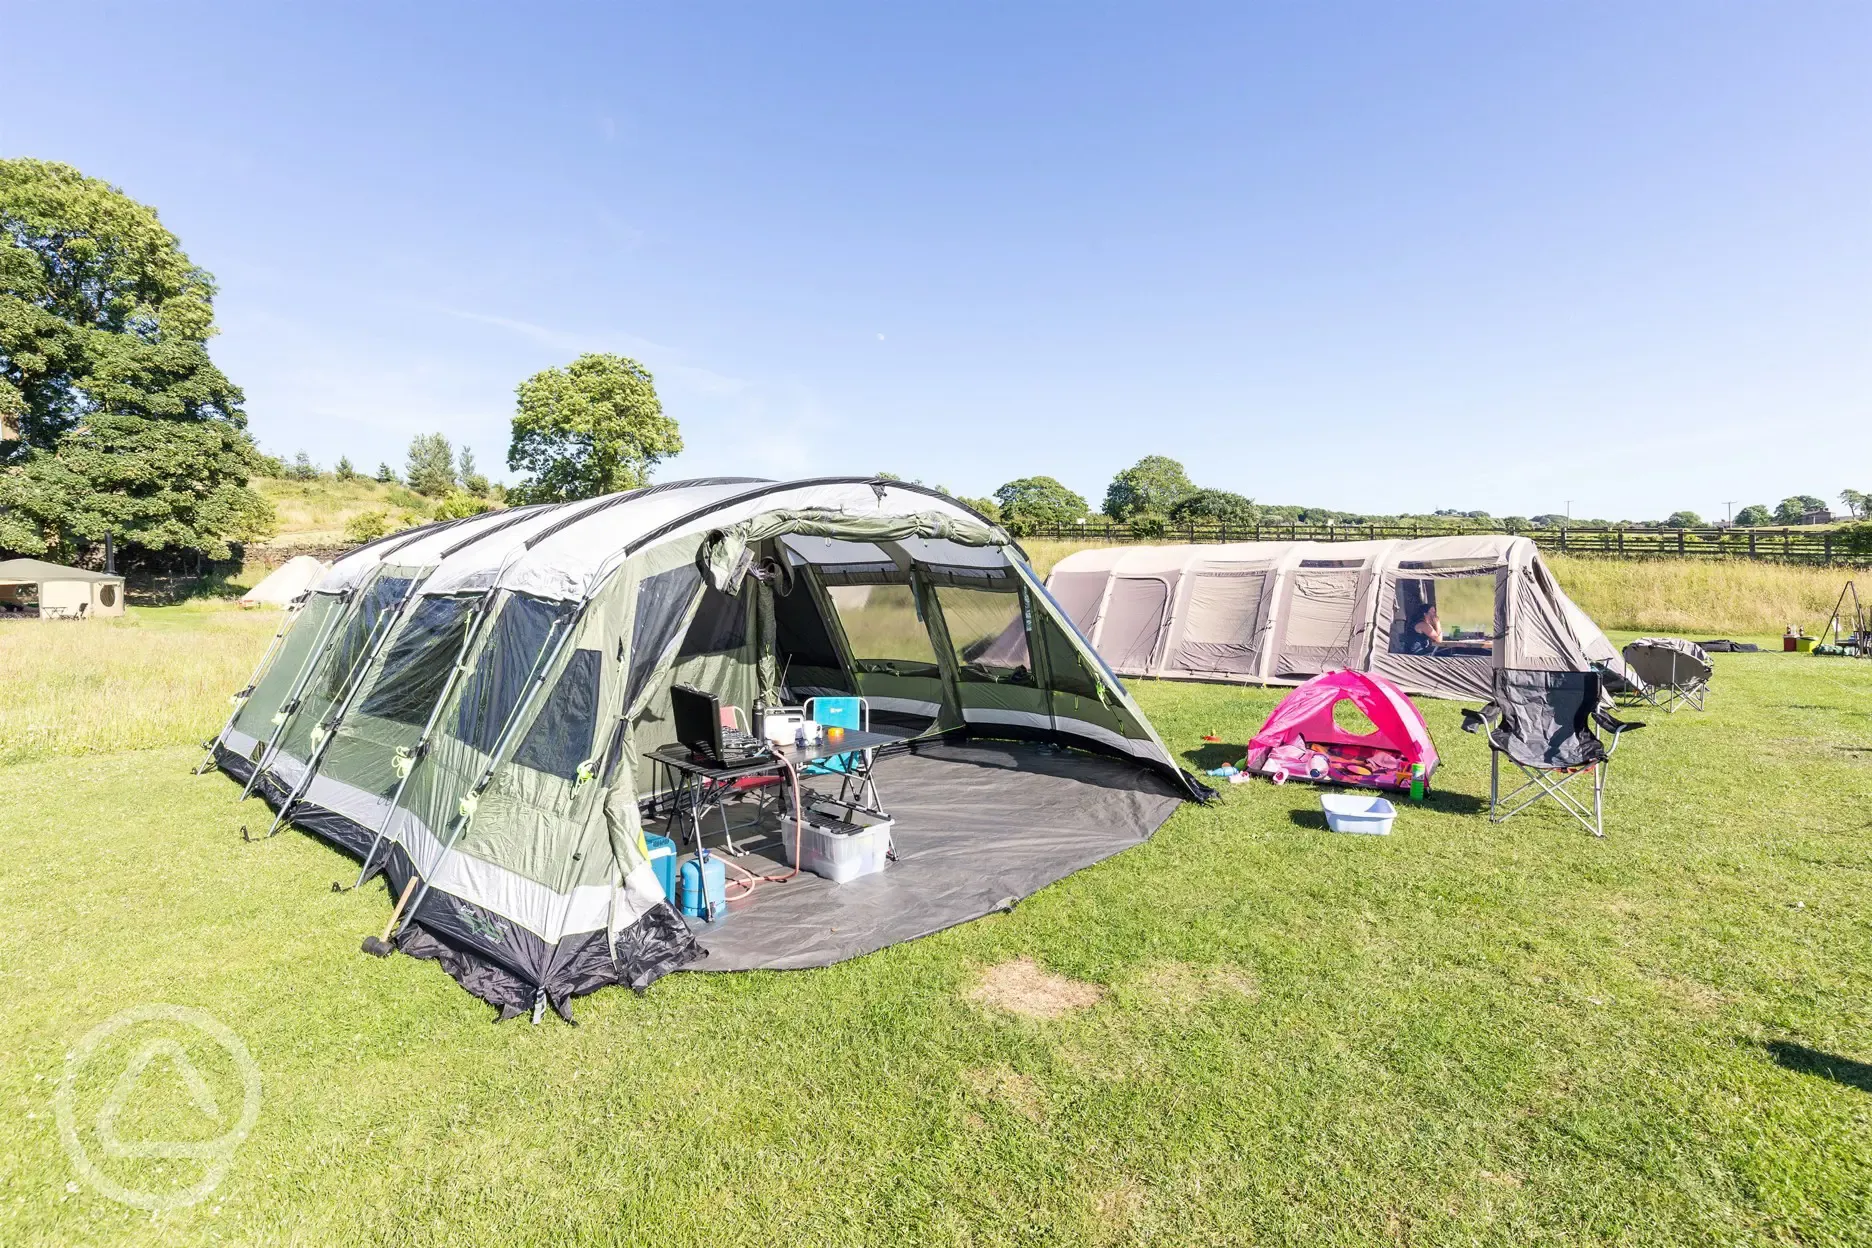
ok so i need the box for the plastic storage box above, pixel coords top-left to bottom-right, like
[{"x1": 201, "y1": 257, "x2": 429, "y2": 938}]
[
  {"x1": 1320, "y1": 794, "x2": 1397, "y2": 835},
  {"x1": 780, "y1": 807, "x2": 893, "y2": 883}
]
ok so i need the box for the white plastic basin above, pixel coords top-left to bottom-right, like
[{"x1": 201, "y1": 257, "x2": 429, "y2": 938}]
[{"x1": 1320, "y1": 793, "x2": 1396, "y2": 836}]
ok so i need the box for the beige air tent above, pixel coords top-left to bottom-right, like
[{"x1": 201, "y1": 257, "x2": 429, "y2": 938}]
[{"x1": 1046, "y1": 535, "x2": 1619, "y2": 702}]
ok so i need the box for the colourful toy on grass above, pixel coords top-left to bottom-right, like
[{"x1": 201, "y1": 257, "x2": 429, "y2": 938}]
[{"x1": 1244, "y1": 670, "x2": 1439, "y2": 793}]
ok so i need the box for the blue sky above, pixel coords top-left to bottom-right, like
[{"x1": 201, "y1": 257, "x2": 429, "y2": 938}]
[{"x1": 4, "y1": 2, "x2": 1867, "y2": 519}]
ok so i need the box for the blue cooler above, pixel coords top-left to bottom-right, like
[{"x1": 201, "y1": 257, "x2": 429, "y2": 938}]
[{"x1": 644, "y1": 833, "x2": 677, "y2": 903}]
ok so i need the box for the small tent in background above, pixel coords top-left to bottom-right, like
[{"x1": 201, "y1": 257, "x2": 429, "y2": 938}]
[
  {"x1": 1047, "y1": 536, "x2": 1622, "y2": 702},
  {"x1": 1245, "y1": 670, "x2": 1437, "y2": 790},
  {"x1": 240, "y1": 555, "x2": 330, "y2": 607},
  {"x1": 0, "y1": 558, "x2": 126, "y2": 619}
]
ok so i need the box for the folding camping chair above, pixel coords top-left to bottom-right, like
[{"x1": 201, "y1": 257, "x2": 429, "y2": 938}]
[
  {"x1": 803, "y1": 695, "x2": 883, "y2": 814},
  {"x1": 1619, "y1": 638, "x2": 1712, "y2": 713},
  {"x1": 1461, "y1": 670, "x2": 1643, "y2": 838}
]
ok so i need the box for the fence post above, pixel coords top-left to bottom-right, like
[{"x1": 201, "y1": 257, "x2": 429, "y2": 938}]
[
  {"x1": 1825, "y1": 532, "x2": 1832, "y2": 564},
  {"x1": 1678, "y1": 529, "x2": 1685, "y2": 556},
  {"x1": 1618, "y1": 530, "x2": 1625, "y2": 555},
  {"x1": 1560, "y1": 528, "x2": 1568, "y2": 553},
  {"x1": 1749, "y1": 530, "x2": 1757, "y2": 557},
  {"x1": 1784, "y1": 529, "x2": 1791, "y2": 558}
]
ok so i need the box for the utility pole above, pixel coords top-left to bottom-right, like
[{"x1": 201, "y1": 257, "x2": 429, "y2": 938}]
[
  {"x1": 1564, "y1": 500, "x2": 1574, "y2": 520},
  {"x1": 1723, "y1": 500, "x2": 1739, "y2": 526}
]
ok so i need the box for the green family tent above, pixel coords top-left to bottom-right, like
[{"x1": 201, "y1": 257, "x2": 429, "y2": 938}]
[{"x1": 209, "y1": 479, "x2": 1204, "y2": 1021}]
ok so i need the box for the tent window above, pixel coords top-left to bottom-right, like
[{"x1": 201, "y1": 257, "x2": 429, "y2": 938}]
[
  {"x1": 774, "y1": 579, "x2": 850, "y2": 695},
  {"x1": 1174, "y1": 570, "x2": 1265, "y2": 675},
  {"x1": 936, "y1": 586, "x2": 1032, "y2": 684},
  {"x1": 454, "y1": 593, "x2": 575, "y2": 754},
  {"x1": 358, "y1": 595, "x2": 475, "y2": 726},
  {"x1": 1390, "y1": 574, "x2": 1497, "y2": 657},
  {"x1": 513, "y1": 648, "x2": 601, "y2": 780},
  {"x1": 623, "y1": 565, "x2": 703, "y2": 712},
  {"x1": 1046, "y1": 572, "x2": 1106, "y2": 636},
  {"x1": 677, "y1": 583, "x2": 748, "y2": 657},
  {"x1": 827, "y1": 584, "x2": 940, "y2": 676},
  {"x1": 325, "y1": 575, "x2": 413, "y2": 696},
  {"x1": 1101, "y1": 578, "x2": 1169, "y2": 670}
]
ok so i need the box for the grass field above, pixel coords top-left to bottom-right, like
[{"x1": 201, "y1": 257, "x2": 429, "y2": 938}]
[
  {"x1": 1, "y1": 602, "x2": 1870, "y2": 1244},
  {"x1": 1022, "y1": 540, "x2": 1860, "y2": 639}
]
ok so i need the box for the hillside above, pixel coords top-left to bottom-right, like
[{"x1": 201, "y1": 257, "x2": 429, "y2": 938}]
[{"x1": 251, "y1": 476, "x2": 438, "y2": 549}]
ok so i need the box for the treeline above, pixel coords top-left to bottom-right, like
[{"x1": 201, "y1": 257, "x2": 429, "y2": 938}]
[{"x1": 949, "y1": 455, "x2": 1867, "y2": 538}]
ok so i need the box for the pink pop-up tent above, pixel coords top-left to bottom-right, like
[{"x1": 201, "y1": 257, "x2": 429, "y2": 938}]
[{"x1": 1245, "y1": 670, "x2": 1438, "y2": 790}]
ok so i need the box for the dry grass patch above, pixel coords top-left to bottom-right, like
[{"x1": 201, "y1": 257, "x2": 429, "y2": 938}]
[
  {"x1": 1091, "y1": 1177, "x2": 1147, "y2": 1243},
  {"x1": 1127, "y1": 959, "x2": 1260, "y2": 1011},
  {"x1": 960, "y1": 1066, "x2": 1047, "y2": 1123},
  {"x1": 968, "y1": 956, "x2": 1104, "y2": 1019}
]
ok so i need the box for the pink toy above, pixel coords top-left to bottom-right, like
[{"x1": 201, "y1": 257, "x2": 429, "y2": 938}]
[{"x1": 1245, "y1": 670, "x2": 1439, "y2": 791}]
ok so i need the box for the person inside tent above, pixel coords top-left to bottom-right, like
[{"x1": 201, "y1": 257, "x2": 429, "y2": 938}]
[{"x1": 1396, "y1": 585, "x2": 1493, "y2": 658}]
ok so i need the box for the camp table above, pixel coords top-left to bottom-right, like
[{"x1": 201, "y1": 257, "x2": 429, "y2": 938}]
[{"x1": 649, "y1": 728, "x2": 906, "y2": 857}]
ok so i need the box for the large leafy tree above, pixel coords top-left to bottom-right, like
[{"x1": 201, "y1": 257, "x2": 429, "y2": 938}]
[
  {"x1": 508, "y1": 353, "x2": 682, "y2": 502},
  {"x1": 1773, "y1": 495, "x2": 1828, "y2": 525},
  {"x1": 1103, "y1": 455, "x2": 1195, "y2": 520},
  {"x1": 1733, "y1": 504, "x2": 1771, "y2": 527},
  {"x1": 1169, "y1": 488, "x2": 1258, "y2": 527},
  {"x1": 0, "y1": 158, "x2": 270, "y2": 559},
  {"x1": 993, "y1": 476, "x2": 1088, "y2": 530}
]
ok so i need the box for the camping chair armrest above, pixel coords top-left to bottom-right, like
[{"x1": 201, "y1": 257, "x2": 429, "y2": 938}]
[
  {"x1": 1593, "y1": 708, "x2": 1643, "y2": 753},
  {"x1": 1460, "y1": 704, "x2": 1498, "y2": 735}
]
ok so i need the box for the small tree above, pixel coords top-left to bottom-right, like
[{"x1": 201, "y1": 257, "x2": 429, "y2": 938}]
[
  {"x1": 459, "y1": 446, "x2": 490, "y2": 498},
  {"x1": 1734, "y1": 504, "x2": 1771, "y2": 527},
  {"x1": 993, "y1": 476, "x2": 1089, "y2": 531},
  {"x1": 405, "y1": 432, "x2": 456, "y2": 497},
  {"x1": 1840, "y1": 489, "x2": 1869, "y2": 520},
  {"x1": 1664, "y1": 510, "x2": 1702, "y2": 528},
  {"x1": 374, "y1": 461, "x2": 396, "y2": 483},
  {"x1": 343, "y1": 509, "x2": 388, "y2": 544},
  {"x1": 287, "y1": 450, "x2": 319, "y2": 481},
  {"x1": 508, "y1": 353, "x2": 682, "y2": 502},
  {"x1": 335, "y1": 455, "x2": 357, "y2": 481},
  {"x1": 1103, "y1": 455, "x2": 1195, "y2": 520},
  {"x1": 956, "y1": 495, "x2": 1001, "y2": 521},
  {"x1": 434, "y1": 490, "x2": 494, "y2": 520}
]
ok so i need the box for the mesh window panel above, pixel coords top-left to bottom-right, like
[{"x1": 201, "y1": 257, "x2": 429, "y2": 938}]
[
  {"x1": 513, "y1": 648, "x2": 601, "y2": 780},
  {"x1": 775, "y1": 580, "x2": 850, "y2": 693},
  {"x1": 676, "y1": 582, "x2": 749, "y2": 657},
  {"x1": 827, "y1": 584, "x2": 940, "y2": 674},
  {"x1": 232, "y1": 593, "x2": 341, "y2": 737},
  {"x1": 454, "y1": 593, "x2": 574, "y2": 754},
  {"x1": 1174, "y1": 570, "x2": 1265, "y2": 674},
  {"x1": 935, "y1": 586, "x2": 1033, "y2": 684},
  {"x1": 1099, "y1": 578, "x2": 1169, "y2": 670},
  {"x1": 324, "y1": 576, "x2": 413, "y2": 696},
  {"x1": 358, "y1": 596, "x2": 475, "y2": 726},
  {"x1": 623, "y1": 565, "x2": 703, "y2": 712},
  {"x1": 1390, "y1": 574, "x2": 1497, "y2": 658}
]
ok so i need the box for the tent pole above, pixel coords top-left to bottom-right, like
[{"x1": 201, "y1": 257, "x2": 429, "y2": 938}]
[
  {"x1": 394, "y1": 614, "x2": 581, "y2": 942},
  {"x1": 347, "y1": 595, "x2": 505, "y2": 889},
  {"x1": 238, "y1": 592, "x2": 357, "y2": 802},
  {"x1": 260, "y1": 583, "x2": 418, "y2": 839},
  {"x1": 194, "y1": 602, "x2": 299, "y2": 774}
]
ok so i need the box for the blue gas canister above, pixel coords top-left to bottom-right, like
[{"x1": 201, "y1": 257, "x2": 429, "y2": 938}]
[
  {"x1": 678, "y1": 853, "x2": 727, "y2": 921},
  {"x1": 644, "y1": 834, "x2": 677, "y2": 903}
]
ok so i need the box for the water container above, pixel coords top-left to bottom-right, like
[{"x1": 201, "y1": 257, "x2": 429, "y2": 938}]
[
  {"x1": 678, "y1": 854, "x2": 727, "y2": 920},
  {"x1": 644, "y1": 833, "x2": 677, "y2": 903},
  {"x1": 1320, "y1": 793, "x2": 1397, "y2": 835},
  {"x1": 780, "y1": 809, "x2": 893, "y2": 883}
]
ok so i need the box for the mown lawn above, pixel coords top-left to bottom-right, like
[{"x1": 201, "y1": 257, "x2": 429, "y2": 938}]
[{"x1": 0, "y1": 616, "x2": 1869, "y2": 1246}]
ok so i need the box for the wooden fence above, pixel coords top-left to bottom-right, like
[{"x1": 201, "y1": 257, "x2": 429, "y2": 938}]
[{"x1": 1018, "y1": 521, "x2": 1872, "y2": 565}]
